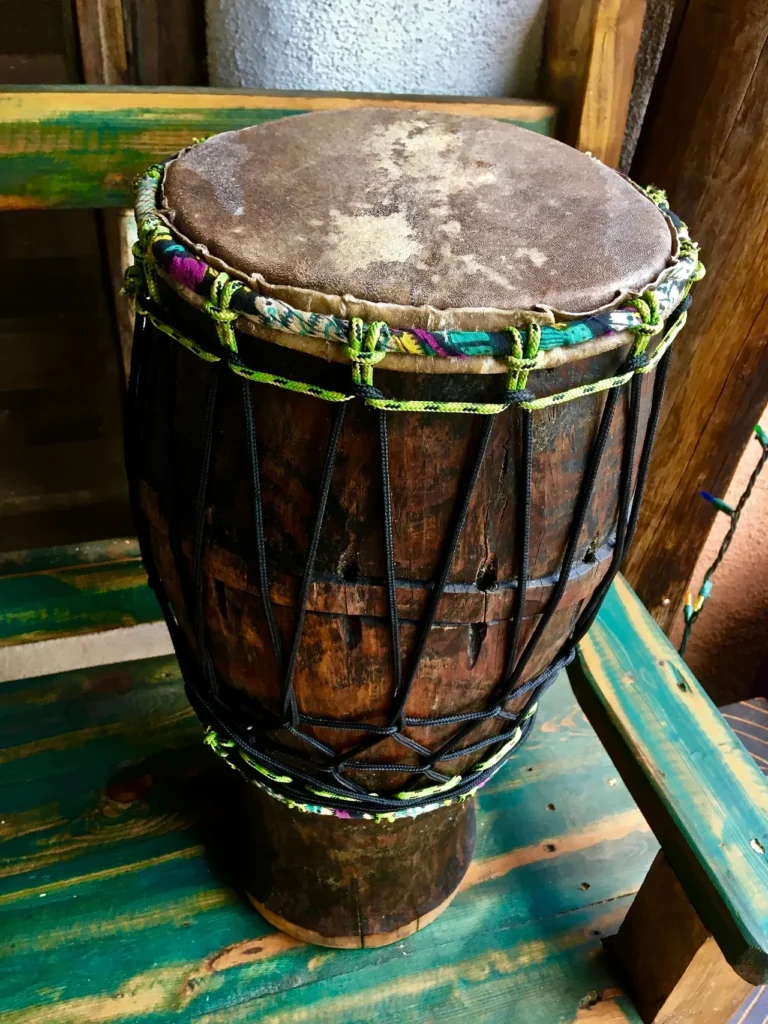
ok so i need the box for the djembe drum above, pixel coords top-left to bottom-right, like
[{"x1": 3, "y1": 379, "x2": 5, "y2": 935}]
[{"x1": 125, "y1": 109, "x2": 702, "y2": 948}]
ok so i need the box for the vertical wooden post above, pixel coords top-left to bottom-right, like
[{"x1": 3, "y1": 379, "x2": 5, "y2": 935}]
[
  {"x1": 74, "y1": 0, "x2": 131, "y2": 84},
  {"x1": 73, "y1": 0, "x2": 206, "y2": 383},
  {"x1": 622, "y1": 0, "x2": 768, "y2": 630},
  {"x1": 609, "y1": 852, "x2": 753, "y2": 1023},
  {"x1": 544, "y1": 0, "x2": 647, "y2": 167},
  {"x1": 74, "y1": 0, "x2": 135, "y2": 385}
]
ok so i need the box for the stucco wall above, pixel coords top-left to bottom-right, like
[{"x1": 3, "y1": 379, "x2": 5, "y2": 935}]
[
  {"x1": 205, "y1": 0, "x2": 548, "y2": 97},
  {"x1": 671, "y1": 406, "x2": 768, "y2": 706}
]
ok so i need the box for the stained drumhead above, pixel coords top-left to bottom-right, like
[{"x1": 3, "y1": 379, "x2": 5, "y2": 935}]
[{"x1": 160, "y1": 108, "x2": 673, "y2": 318}]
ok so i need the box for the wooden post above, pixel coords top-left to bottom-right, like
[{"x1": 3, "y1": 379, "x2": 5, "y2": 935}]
[
  {"x1": 622, "y1": 0, "x2": 768, "y2": 630},
  {"x1": 74, "y1": 0, "x2": 131, "y2": 84},
  {"x1": 544, "y1": 0, "x2": 647, "y2": 167},
  {"x1": 609, "y1": 852, "x2": 753, "y2": 1023},
  {"x1": 73, "y1": 0, "x2": 207, "y2": 384}
]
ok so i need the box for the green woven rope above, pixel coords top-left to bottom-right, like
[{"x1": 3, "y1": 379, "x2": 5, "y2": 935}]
[
  {"x1": 200, "y1": 698, "x2": 540, "y2": 819},
  {"x1": 131, "y1": 292, "x2": 686, "y2": 413},
  {"x1": 126, "y1": 184, "x2": 700, "y2": 414}
]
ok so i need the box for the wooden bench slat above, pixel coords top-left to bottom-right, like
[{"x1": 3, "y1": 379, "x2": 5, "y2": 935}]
[
  {"x1": 570, "y1": 574, "x2": 768, "y2": 984},
  {"x1": 0, "y1": 87, "x2": 557, "y2": 210},
  {"x1": 0, "y1": 537, "x2": 160, "y2": 647}
]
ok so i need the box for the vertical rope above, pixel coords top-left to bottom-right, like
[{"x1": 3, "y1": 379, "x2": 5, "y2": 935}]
[
  {"x1": 504, "y1": 407, "x2": 533, "y2": 681},
  {"x1": 242, "y1": 379, "x2": 284, "y2": 674},
  {"x1": 390, "y1": 414, "x2": 496, "y2": 728},
  {"x1": 280, "y1": 404, "x2": 347, "y2": 726},
  {"x1": 509, "y1": 385, "x2": 620, "y2": 688},
  {"x1": 377, "y1": 409, "x2": 403, "y2": 708},
  {"x1": 193, "y1": 365, "x2": 223, "y2": 696}
]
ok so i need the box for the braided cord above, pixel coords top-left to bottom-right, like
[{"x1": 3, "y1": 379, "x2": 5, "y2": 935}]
[{"x1": 128, "y1": 279, "x2": 687, "y2": 415}]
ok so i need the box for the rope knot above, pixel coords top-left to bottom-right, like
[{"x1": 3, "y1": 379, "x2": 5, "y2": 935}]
[
  {"x1": 343, "y1": 318, "x2": 390, "y2": 386},
  {"x1": 505, "y1": 323, "x2": 542, "y2": 394},
  {"x1": 627, "y1": 290, "x2": 662, "y2": 359},
  {"x1": 354, "y1": 383, "x2": 384, "y2": 402},
  {"x1": 504, "y1": 389, "x2": 536, "y2": 407},
  {"x1": 206, "y1": 273, "x2": 243, "y2": 353},
  {"x1": 204, "y1": 303, "x2": 239, "y2": 324},
  {"x1": 621, "y1": 352, "x2": 650, "y2": 373}
]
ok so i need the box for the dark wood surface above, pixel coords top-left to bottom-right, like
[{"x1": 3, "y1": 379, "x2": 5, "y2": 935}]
[
  {"x1": 624, "y1": 0, "x2": 768, "y2": 631},
  {"x1": 610, "y1": 851, "x2": 752, "y2": 1024},
  {"x1": 136, "y1": 320, "x2": 650, "y2": 792},
  {"x1": 241, "y1": 785, "x2": 475, "y2": 948},
  {"x1": 0, "y1": 3, "x2": 131, "y2": 554}
]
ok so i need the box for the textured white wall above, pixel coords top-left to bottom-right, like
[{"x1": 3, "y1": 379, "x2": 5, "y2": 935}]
[{"x1": 206, "y1": 0, "x2": 548, "y2": 97}]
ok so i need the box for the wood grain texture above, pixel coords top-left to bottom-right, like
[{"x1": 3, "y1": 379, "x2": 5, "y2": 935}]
[
  {"x1": 136, "y1": 319, "x2": 650, "y2": 791},
  {"x1": 0, "y1": 7, "x2": 131, "y2": 553},
  {"x1": 576, "y1": 0, "x2": 647, "y2": 167},
  {"x1": 121, "y1": 0, "x2": 207, "y2": 87},
  {"x1": 0, "y1": 537, "x2": 160, "y2": 646},
  {"x1": 74, "y1": 0, "x2": 130, "y2": 85},
  {"x1": 0, "y1": 86, "x2": 557, "y2": 210},
  {"x1": 0, "y1": 656, "x2": 652, "y2": 1022},
  {"x1": 544, "y1": 0, "x2": 646, "y2": 166},
  {"x1": 610, "y1": 851, "x2": 752, "y2": 1023},
  {"x1": 571, "y1": 575, "x2": 768, "y2": 984},
  {"x1": 623, "y1": 0, "x2": 768, "y2": 629}
]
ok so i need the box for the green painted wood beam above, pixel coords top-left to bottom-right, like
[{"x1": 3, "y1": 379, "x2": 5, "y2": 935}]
[
  {"x1": 570, "y1": 574, "x2": 768, "y2": 985},
  {"x1": 0, "y1": 538, "x2": 160, "y2": 647},
  {"x1": 0, "y1": 87, "x2": 557, "y2": 211}
]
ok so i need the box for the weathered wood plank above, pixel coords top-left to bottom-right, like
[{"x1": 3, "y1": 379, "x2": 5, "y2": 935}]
[
  {"x1": 0, "y1": 659, "x2": 649, "y2": 1022},
  {"x1": 609, "y1": 851, "x2": 753, "y2": 1024},
  {"x1": 623, "y1": 0, "x2": 768, "y2": 629},
  {"x1": 544, "y1": 0, "x2": 646, "y2": 167},
  {"x1": 0, "y1": 538, "x2": 160, "y2": 646},
  {"x1": 570, "y1": 574, "x2": 768, "y2": 984},
  {"x1": 0, "y1": 87, "x2": 557, "y2": 210}
]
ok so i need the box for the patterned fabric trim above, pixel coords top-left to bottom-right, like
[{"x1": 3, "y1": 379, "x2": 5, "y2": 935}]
[{"x1": 134, "y1": 165, "x2": 703, "y2": 362}]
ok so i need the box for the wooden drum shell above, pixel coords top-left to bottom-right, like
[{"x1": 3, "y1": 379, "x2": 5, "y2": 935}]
[{"x1": 135, "y1": 308, "x2": 651, "y2": 793}]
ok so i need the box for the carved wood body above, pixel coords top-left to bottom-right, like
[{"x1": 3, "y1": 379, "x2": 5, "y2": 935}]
[{"x1": 133, "y1": 313, "x2": 650, "y2": 943}]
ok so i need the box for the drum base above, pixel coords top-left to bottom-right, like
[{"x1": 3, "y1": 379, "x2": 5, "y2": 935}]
[{"x1": 240, "y1": 783, "x2": 476, "y2": 948}]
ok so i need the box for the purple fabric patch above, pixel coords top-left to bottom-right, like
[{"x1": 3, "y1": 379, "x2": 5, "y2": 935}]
[
  {"x1": 412, "y1": 328, "x2": 456, "y2": 358},
  {"x1": 169, "y1": 254, "x2": 208, "y2": 291}
]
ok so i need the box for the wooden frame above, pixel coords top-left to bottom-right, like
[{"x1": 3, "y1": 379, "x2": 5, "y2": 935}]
[
  {"x1": 544, "y1": 0, "x2": 647, "y2": 167},
  {"x1": 570, "y1": 574, "x2": 768, "y2": 1018}
]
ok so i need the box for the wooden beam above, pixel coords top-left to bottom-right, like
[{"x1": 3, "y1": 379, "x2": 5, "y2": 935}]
[
  {"x1": 0, "y1": 87, "x2": 557, "y2": 211},
  {"x1": 0, "y1": 86, "x2": 557, "y2": 211},
  {"x1": 609, "y1": 851, "x2": 753, "y2": 1023},
  {"x1": 569, "y1": 575, "x2": 768, "y2": 984},
  {"x1": 623, "y1": 0, "x2": 768, "y2": 630},
  {"x1": 74, "y1": 0, "x2": 130, "y2": 84},
  {"x1": 544, "y1": 0, "x2": 646, "y2": 166}
]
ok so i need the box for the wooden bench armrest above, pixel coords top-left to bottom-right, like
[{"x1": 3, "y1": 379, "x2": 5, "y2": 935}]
[{"x1": 568, "y1": 574, "x2": 768, "y2": 984}]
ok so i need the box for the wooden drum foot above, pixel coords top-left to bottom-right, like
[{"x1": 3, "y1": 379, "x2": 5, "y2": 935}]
[{"x1": 240, "y1": 783, "x2": 476, "y2": 948}]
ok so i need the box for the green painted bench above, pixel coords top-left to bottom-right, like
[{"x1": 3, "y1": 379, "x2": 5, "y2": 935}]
[
  {"x1": 0, "y1": 541, "x2": 766, "y2": 1022},
  {"x1": 1, "y1": 85, "x2": 767, "y2": 1022}
]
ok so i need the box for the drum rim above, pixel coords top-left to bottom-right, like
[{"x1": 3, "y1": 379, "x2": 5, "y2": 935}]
[{"x1": 132, "y1": 160, "x2": 702, "y2": 375}]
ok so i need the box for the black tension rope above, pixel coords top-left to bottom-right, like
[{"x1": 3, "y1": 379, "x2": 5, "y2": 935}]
[{"x1": 126, "y1": 295, "x2": 684, "y2": 817}]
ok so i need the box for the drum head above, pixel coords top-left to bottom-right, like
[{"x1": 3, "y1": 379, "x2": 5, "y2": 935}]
[{"x1": 160, "y1": 108, "x2": 673, "y2": 318}]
